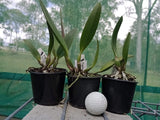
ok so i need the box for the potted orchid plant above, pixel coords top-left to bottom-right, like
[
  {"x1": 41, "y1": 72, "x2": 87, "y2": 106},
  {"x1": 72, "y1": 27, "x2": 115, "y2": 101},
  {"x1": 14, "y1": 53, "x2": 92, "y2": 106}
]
[
  {"x1": 24, "y1": 0, "x2": 76, "y2": 106},
  {"x1": 39, "y1": 0, "x2": 102, "y2": 108},
  {"x1": 97, "y1": 16, "x2": 137, "y2": 114}
]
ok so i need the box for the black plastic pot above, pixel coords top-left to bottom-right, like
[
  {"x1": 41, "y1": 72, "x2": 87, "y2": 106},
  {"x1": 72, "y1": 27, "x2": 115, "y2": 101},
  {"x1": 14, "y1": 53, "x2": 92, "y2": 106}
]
[
  {"x1": 68, "y1": 74, "x2": 101, "y2": 109},
  {"x1": 30, "y1": 68, "x2": 66, "y2": 106},
  {"x1": 102, "y1": 77, "x2": 137, "y2": 114}
]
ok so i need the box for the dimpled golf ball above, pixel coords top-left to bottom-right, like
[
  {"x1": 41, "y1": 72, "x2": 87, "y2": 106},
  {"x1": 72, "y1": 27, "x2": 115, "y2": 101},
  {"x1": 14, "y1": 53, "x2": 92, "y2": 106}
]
[{"x1": 85, "y1": 92, "x2": 107, "y2": 115}]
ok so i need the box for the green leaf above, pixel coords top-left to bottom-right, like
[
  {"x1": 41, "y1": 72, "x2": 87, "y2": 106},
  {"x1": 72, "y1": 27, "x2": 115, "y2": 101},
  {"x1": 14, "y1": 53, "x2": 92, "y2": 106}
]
[
  {"x1": 115, "y1": 56, "x2": 123, "y2": 67},
  {"x1": 79, "y1": 3, "x2": 101, "y2": 54},
  {"x1": 52, "y1": 36, "x2": 59, "y2": 56},
  {"x1": 84, "y1": 40, "x2": 99, "y2": 72},
  {"x1": 39, "y1": 0, "x2": 69, "y2": 57},
  {"x1": 122, "y1": 32, "x2": 131, "y2": 65},
  {"x1": 112, "y1": 16, "x2": 123, "y2": 57},
  {"x1": 65, "y1": 56, "x2": 74, "y2": 71},
  {"x1": 60, "y1": 9, "x2": 65, "y2": 38},
  {"x1": 24, "y1": 40, "x2": 41, "y2": 63},
  {"x1": 57, "y1": 29, "x2": 77, "y2": 58},
  {"x1": 65, "y1": 29, "x2": 77, "y2": 49},
  {"x1": 47, "y1": 22, "x2": 54, "y2": 55},
  {"x1": 46, "y1": 55, "x2": 51, "y2": 66},
  {"x1": 98, "y1": 60, "x2": 114, "y2": 73}
]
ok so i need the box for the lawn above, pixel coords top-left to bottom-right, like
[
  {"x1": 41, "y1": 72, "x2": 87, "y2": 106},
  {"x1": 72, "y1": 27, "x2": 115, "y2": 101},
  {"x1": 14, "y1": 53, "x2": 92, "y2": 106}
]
[
  {"x1": 0, "y1": 49, "x2": 68, "y2": 73},
  {"x1": 0, "y1": 49, "x2": 38, "y2": 73},
  {"x1": 0, "y1": 49, "x2": 160, "y2": 87}
]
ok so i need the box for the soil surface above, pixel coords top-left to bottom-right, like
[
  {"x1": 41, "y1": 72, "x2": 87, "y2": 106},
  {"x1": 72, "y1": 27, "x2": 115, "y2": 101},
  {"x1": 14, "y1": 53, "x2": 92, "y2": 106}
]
[{"x1": 27, "y1": 67, "x2": 66, "y2": 73}]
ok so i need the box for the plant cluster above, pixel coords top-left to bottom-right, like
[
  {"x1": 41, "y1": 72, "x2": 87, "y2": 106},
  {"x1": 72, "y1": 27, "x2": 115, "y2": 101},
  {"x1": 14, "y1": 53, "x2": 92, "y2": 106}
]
[
  {"x1": 24, "y1": 0, "x2": 135, "y2": 81},
  {"x1": 24, "y1": 6, "x2": 76, "y2": 72},
  {"x1": 97, "y1": 17, "x2": 136, "y2": 81}
]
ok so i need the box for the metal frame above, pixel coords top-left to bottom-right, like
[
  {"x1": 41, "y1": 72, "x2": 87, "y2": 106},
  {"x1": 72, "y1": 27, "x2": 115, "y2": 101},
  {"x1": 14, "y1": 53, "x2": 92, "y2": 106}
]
[
  {"x1": 5, "y1": 97, "x2": 160, "y2": 120},
  {"x1": 61, "y1": 92, "x2": 69, "y2": 120},
  {"x1": 4, "y1": 97, "x2": 33, "y2": 120},
  {"x1": 131, "y1": 100, "x2": 160, "y2": 120},
  {"x1": 4, "y1": 93, "x2": 110, "y2": 120}
]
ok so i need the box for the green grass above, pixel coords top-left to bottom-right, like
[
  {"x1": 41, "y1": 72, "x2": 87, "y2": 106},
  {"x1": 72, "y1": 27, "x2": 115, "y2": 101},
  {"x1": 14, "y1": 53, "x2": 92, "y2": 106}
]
[
  {"x1": 0, "y1": 49, "x2": 39, "y2": 73},
  {"x1": 0, "y1": 49, "x2": 160, "y2": 87},
  {"x1": 0, "y1": 49, "x2": 68, "y2": 73},
  {"x1": 127, "y1": 69, "x2": 160, "y2": 87},
  {"x1": 146, "y1": 71, "x2": 160, "y2": 87}
]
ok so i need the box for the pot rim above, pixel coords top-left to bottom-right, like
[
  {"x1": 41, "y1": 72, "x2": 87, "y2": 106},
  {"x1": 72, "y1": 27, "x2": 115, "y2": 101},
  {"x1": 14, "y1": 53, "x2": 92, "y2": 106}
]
[
  {"x1": 29, "y1": 68, "x2": 66, "y2": 75},
  {"x1": 67, "y1": 73, "x2": 102, "y2": 79},
  {"x1": 102, "y1": 76, "x2": 137, "y2": 84}
]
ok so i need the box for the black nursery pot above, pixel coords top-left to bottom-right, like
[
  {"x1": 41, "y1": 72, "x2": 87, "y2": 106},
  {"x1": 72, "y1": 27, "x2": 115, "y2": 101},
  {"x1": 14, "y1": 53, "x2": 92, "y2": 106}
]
[
  {"x1": 30, "y1": 68, "x2": 66, "y2": 106},
  {"x1": 68, "y1": 74, "x2": 101, "y2": 109},
  {"x1": 102, "y1": 77, "x2": 137, "y2": 114}
]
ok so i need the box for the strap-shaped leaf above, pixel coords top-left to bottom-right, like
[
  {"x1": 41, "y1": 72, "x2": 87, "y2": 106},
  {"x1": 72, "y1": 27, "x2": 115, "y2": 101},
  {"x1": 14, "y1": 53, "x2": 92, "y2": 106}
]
[
  {"x1": 65, "y1": 29, "x2": 77, "y2": 49},
  {"x1": 84, "y1": 40, "x2": 99, "y2": 72},
  {"x1": 97, "y1": 59, "x2": 115, "y2": 73},
  {"x1": 57, "y1": 29, "x2": 77, "y2": 58},
  {"x1": 112, "y1": 16, "x2": 123, "y2": 57},
  {"x1": 53, "y1": 37, "x2": 59, "y2": 57},
  {"x1": 60, "y1": 9, "x2": 65, "y2": 38},
  {"x1": 46, "y1": 55, "x2": 51, "y2": 66},
  {"x1": 24, "y1": 40, "x2": 41, "y2": 63},
  {"x1": 39, "y1": 0, "x2": 69, "y2": 57},
  {"x1": 80, "y1": 3, "x2": 101, "y2": 53},
  {"x1": 122, "y1": 32, "x2": 131, "y2": 65},
  {"x1": 65, "y1": 56, "x2": 74, "y2": 71},
  {"x1": 47, "y1": 22, "x2": 54, "y2": 55}
]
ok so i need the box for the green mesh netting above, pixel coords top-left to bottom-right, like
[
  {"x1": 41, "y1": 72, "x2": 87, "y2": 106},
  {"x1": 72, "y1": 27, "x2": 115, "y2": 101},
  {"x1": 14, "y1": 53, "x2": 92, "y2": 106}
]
[
  {"x1": 0, "y1": 0, "x2": 160, "y2": 119},
  {"x1": 0, "y1": 73, "x2": 33, "y2": 118}
]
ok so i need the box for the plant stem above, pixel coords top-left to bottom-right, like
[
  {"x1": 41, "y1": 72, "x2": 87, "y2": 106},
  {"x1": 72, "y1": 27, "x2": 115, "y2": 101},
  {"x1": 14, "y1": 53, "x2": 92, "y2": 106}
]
[
  {"x1": 67, "y1": 72, "x2": 81, "y2": 89},
  {"x1": 77, "y1": 51, "x2": 83, "y2": 72}
]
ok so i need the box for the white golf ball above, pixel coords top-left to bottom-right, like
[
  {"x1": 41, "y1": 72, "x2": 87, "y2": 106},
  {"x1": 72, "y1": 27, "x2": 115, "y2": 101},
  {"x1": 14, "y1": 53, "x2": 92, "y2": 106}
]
[{"x1": 85, "y1": 92, "x2": 107, "y2": 115}]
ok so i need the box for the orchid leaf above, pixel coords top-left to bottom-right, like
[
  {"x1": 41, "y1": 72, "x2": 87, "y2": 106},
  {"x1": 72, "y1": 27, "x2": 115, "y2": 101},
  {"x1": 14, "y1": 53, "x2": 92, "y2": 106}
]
[
  {"x1": 47, "y1": 22, "x2": 54, "y2": 56},
  {"x1": 65, "y1": 56, "x2": 74, "y2": 71},
  {"x1": 79, "y1": 3, "x2": 101, "y2": 54},
  {"x1": 24, "y1": 40, "x2": 41, "y2": 63},
  {"x1": 39, "y1": 0, "x2": 69, "y2": 57},
  {"x1": 65, "y1": 29, "x2": 77, "y2": 49},
  {"x1": 114, "y1": 56, "x2": 123, "y2": 67},
  {"x1": 84, "y1": 40, "x2": 99, "y2": 72},
  {"x1": 57, "y1": 47, "x2": 64, "y2": 58},
  {"x1": 57, "y1": 29, "x2": 77, "y2": 58},
  {"x1": 46, "y1": 55, "x2": 51, "y2": 66},
  {"x1": 112, "y1": 16, "x2": 123, "y2": 57},
  {"x1": 122, "y1": 32, "x2": 131, "y2": 65},
  {"x1": 97, "y1": 59, "x2": 114, "y2": 73},
  {"x1": 53, "y1": 37, "x2": 59, "y2": 57},
  {"x1": 60, "y1": 9, "x2": 65, "y2": 38}
]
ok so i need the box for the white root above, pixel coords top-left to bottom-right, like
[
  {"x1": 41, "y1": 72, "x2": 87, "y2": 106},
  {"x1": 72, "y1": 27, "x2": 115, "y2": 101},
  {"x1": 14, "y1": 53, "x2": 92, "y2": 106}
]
[
  {"x1": 111, "y1": 71, "x2": 119, "y2": 79},
  {"x1": 122, "y1": 71, "x2": 128, "y2": 81}
]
